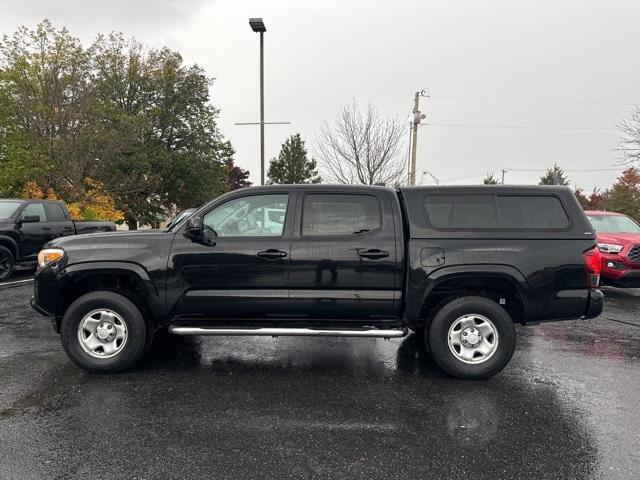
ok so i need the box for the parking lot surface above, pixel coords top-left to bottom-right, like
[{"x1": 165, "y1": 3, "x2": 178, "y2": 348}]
[{"x1": 0, "y1": 284, "x2": 638, "y2": 480}]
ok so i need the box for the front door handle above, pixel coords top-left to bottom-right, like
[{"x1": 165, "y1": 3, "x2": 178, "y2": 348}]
[
  {"x1": 41, "y1": 226, "x2": 51, "y2": 231},
  {"x1": 358, "y1": 249, "x2": 389, "y2": 259},
  {"x1": 257, "y1": 249, "x2": 288, "y2": 260}
]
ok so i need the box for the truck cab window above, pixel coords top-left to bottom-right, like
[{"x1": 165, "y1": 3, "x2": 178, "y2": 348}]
[
  {"x1": 302, "y1": 194, "x2": 381, "y2": 236},
  {"x1": 203, "y1": 194, "x2": 288, "y2": 237},
  {"x1": 21, "y1": 203, "x2": 47, "y2": 222},
  {"x1": 45, "y1": 203, "x2": 67, "y2": 222}
]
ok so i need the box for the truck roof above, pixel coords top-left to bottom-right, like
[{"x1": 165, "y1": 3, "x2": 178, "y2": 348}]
[
  {"x1": 233, "y1": 184, "x2": 396, "y2": 193},
  {"x1": 400, "y1": 185, "x2": 573, "y2": 194},
  {"x1": 232, "y1": 184, "x2": 572, "y2": 194}
]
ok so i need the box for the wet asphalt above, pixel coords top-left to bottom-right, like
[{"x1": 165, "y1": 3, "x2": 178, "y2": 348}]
[{"x1": 0, "y1": 283, "x2": 639, "y2": 480}]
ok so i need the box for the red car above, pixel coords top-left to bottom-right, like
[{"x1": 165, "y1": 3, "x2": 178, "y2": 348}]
[{"x1": 585, "y1": 210, "x2": 640, "y2": 287}]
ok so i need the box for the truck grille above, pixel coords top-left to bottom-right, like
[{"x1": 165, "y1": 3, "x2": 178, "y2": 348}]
[{"x1": 628, "y1": 245, "x2": 640, "y2": 263}]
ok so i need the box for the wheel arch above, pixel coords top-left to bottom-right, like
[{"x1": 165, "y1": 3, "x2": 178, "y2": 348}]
[
  {"x1": 54, "y1": 262, "x2": 165, "y2": 332},
  {"x1": 0, "y1": 235, "x2": 19, "y2": 260},
  {"x1": 416, "y1": 267, "x2": 526, "y2": 329}
]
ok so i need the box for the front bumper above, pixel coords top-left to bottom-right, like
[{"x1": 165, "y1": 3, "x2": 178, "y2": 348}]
[
  {"x1": 600, "y1": 269, "x2": 640, "y2": 288},
  {"x1": 31, "y1": 265, "x2": 62, "y2": 332},
  {"x1": 600, "y1": 253, "x2": 640, "y2": 288},
  {"x1": 30, "y1": 295, "x2": 52, "y2": 316}
]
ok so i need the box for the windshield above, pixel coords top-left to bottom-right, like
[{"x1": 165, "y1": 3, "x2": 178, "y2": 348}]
[
  {"x1": 0, "y1": 201, "x2": 23, "y2": 220},
  {"x1": 587, "y1": 214, "x2": 640, "y2": 233}
]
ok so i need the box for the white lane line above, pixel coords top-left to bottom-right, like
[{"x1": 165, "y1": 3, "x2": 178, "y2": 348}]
[{"x1": 0, "y1": 278, "x2": 34, "y2": 287}]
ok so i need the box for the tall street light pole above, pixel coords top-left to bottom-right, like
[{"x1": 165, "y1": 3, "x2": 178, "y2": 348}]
[
  {"x1": 238, "y1": 19, "x2": 290, "y2": 185},
  {"x1": 250, "y1": 18, "x2": 267, "y2": 185}
]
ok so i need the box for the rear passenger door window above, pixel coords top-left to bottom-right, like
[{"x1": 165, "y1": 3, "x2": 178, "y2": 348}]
[
  {"x1": 302, "y1": 194, "x2": 381, "y2": 236},
  {"x1": 44, "y1": 203, "x2": 67, "y2": 222}
]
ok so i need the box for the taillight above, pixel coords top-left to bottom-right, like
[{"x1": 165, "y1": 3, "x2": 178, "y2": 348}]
[{"x1": 583, "y1": 246, "x2": 601, "y2": 288}]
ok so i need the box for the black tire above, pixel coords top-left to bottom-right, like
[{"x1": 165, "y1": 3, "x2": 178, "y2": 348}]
[
  {"x1": 60, "y1": 291, "x2": 147, "y2": 373},
  {"x1": 0, "y1": 246, "x2": 15, "y2": 281},
  {"x1": 427, "y1": 296, "x2": 516, "y2": 380}
]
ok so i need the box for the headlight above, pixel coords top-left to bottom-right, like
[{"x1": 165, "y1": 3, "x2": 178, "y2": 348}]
[
  {"x1": 37, "y1": 248, "x2": 65, "y2": 268},
  {"x1": 597, "y1": 243, "x2": 623, "y2": 254}
]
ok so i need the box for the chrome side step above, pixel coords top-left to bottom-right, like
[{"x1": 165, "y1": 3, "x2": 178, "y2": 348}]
[{"x1": 168, "y1": 326, "x2": 408, "y2": 338}]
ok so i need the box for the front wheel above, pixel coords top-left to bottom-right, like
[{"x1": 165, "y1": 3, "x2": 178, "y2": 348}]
[
  {"x1": 0, "y1": 246, "x2": 15, "y2": 281},
  {"x1": 60, "y1": 291, "x2": 148, "y2": 373},
  {"x1": 427, "y1": 296, "x2": 516, "y2": 380}
]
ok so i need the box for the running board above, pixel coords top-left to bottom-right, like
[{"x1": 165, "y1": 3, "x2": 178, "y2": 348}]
[{"x1": 168, "y1": 326, "x2": 408, "y2": 338}]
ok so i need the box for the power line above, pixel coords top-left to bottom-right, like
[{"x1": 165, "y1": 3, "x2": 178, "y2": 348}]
[
  {"x1": 431, "y1": 167, "x2": 625, "y2": 186},
  {"x1": 505, "y1": 168, "x2": 623, "y2": 172},
  {"x1": 429, "y1": 95, "x2": 640, "y2": 107},
  {"x1": 423, "y1": 123, "x2": 617, "y2": 131}
]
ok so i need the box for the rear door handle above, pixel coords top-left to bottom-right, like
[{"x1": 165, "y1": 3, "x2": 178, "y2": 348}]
[
  {"x1": 358, "y1": 249, "x2": 389, "y2": 259},
  {"x1": 41, "y1": 226, "x2": 51, "y2": 231},
  {"x1": 257, "y1": 249, "x2": 288, "y2": 260}
]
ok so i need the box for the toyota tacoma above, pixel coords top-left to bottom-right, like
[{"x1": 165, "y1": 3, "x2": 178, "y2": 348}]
[{"x1": 31, "y1": 185, "x2": 603, "y2": 379}]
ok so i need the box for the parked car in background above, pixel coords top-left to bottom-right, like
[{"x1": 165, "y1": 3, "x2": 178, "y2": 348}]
[
  {"x1": 585, "y1": 210, "x2": 640, "y2": 287},
  {"x1": 0, "y1": 199, "x2": 116, "y2": 280},
  {"x1": 31, "y1": 185, "x2": 603, "y2": 379}
]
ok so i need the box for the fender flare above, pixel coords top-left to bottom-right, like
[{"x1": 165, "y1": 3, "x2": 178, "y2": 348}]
[
  {"x1": 0, "y1": 235, "x2": 19, "y2": 260},
  {"x1": 57, "y1": 261, "x2": 164, "y2": 319},
  {"x1": 427, "y1": 264, "x2": 527, "y2": 285},
  {"x1": 409, "y1": 264, "x2": 528, "y2": 322}
]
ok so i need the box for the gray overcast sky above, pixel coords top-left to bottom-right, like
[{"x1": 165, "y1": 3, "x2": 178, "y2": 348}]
[{"x1": 2, "y1": 0, "x2": 639, "y2": 189}]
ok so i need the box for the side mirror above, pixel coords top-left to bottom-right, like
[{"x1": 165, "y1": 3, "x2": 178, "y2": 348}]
[
  {"x1": 21, "y1": 215, "x2": 40, "y2": 224},
  {"x1": 184, "y1": 216, "x2": 201, "y2": 240}
]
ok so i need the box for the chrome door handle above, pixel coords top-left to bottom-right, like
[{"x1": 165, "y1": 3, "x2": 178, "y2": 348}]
[
  {"x1": 257, "y1": 249, "x2": 287, "y2": 259},
  {"x1": 358, "y1": 249, "x2": 389, "y2": 259}
]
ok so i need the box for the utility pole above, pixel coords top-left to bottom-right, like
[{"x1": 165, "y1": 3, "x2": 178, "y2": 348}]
[
  {"x1": 409, "y1": 90, "x2": 427, "y2": 186},
  {"x1": 501, "y1": 169, "x2": 507, "y2": 184}
]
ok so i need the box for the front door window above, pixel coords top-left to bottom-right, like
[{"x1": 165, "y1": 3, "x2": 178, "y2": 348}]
[{"x1": 203, "y1": 194, "x2": 288, "y2": 239}]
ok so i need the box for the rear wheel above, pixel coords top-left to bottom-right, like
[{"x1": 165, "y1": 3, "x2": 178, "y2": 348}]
[
  {"x1": 60, "y1": 291, "x2": 147, "y2": 373},
  {"x1": 427, "y1": 296, "x2": 516, "y2": 380},
  {"x1": 0, "y1": 246, "x2": 14, "y2": 281}
]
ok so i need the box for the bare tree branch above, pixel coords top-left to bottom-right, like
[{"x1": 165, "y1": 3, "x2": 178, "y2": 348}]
[
  {"x1": 315, "y1": 99, "x2": 406, "y2": 185},
  {"x1": 618, "y1": 106, "x2": 640, "y2": 165}
]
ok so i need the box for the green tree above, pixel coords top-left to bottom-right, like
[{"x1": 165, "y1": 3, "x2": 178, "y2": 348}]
[
  {"x1": 92, "y1": 33, "x2": 229, "y2": 227},
  {"x1": 539, "y1": 164, "x2": 570, "y2": 186},
  {"x1": 0, "y1": 21, "x2": 236, "y2": 228},
  {"x1": 0, "y1": 21, "x2": 96, "y2": 199},
  {"x1": 483, "y1": 172, "x2": 499, "y2": 185},
  {"x1": 602, "y1": 168, "x2": 640, "y2": 221},
  {"x1": 267, "y1": 133, "x2": 321, "y2": 184}
]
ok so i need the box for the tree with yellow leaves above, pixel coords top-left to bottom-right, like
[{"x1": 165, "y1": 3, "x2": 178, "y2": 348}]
[{"x1": 21, "y1": 179, "x2": 124, "y2": 222}]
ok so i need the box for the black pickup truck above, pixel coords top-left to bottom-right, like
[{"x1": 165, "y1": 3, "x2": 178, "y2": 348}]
[
  {"x1": 0, "y1": 199, "x2": 116, "y2": 280},
  {"x1": 31, "y1": 185, "x2": 603, "y2": 379}
]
